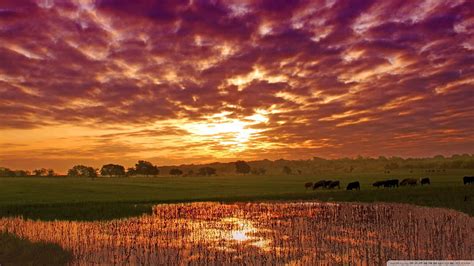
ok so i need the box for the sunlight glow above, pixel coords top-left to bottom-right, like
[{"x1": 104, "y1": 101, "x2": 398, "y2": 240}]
[{"x1": 181, "y1": 110, "x2": 269, "y2": 152}]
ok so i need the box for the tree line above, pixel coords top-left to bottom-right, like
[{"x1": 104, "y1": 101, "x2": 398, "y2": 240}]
[
  {"x1": 0, "y1": 160, "x2": 218, "y2": 178},
  {"x1": 1, "y1": 154, "x2": 474, "y2": 177}
]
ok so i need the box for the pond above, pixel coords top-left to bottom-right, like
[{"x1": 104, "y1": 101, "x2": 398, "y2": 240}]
[{"x1": 1, "y1": 202, "x2": 473, "y2": 264}]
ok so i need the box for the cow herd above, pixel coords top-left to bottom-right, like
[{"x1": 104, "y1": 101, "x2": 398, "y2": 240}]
[
  {"x1": 305, "y1": 176, "x2": 474, "y2": 190},
  {"x1": 305, "y1": 180, "x2": 360, "y2": 190}
]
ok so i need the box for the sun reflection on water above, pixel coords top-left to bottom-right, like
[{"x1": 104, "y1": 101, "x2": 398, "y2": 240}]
[
  {"x1": 231, "y1": 230, "x2": 248, "y2": 241},
  {"x1": 192, "y1": 216, "x2": 271, "y2": 251}
]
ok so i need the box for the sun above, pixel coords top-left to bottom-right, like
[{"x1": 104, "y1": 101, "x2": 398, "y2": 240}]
[{"x1": 181, "y1": 110, "x2": 268, "y2": 151}]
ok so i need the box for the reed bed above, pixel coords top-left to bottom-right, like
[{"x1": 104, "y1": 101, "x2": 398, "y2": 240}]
[{"x1": 0, "y1": 202, "x2": 472, "y2": 265}]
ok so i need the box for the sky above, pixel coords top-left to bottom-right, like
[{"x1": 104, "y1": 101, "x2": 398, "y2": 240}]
[{"x1": 0, "y1": 0, "x2": 473, "y2": 172}]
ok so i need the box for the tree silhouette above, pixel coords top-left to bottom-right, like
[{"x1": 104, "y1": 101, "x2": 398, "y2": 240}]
[
  {"x1": 235, "y1": 161, "x2": 251, "y2": 174},
  {"x1": 0, "y1": 167, "x2": 15, "y2": 177},
  {"x1": 134, "y1": 160, "x2": 159, "y2": 177},
  {"x1": 14, "y1": 170, "x2": 30, "y2": 177},
  {"x1": 33, "y1": 168, "x2": 46, "y2": 176},
  {"x1": 100, "y1": 164, "x2": 126, "y2": 177},
  {"x1": 126, "y1": 167, "x2": 136, "y2": 177},
  {"x1": 68, "y1": 165, "x2": 97, "y2": 178},
  {"x1": 33, "y1": 168, "x2": 54, "y2": 177},
  {"x1": 47, "y1": 169, "x2": 56, "y2": 177}
]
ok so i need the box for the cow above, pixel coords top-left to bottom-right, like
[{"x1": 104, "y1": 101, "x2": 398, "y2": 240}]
[
  {"x1": 384, "y1": 179, "x2": 399, "y2": 188},
  {"x1": 463, "y1": 176, "x2": 474, "y2": 185},
  {"x1": 328, "y1": 181, "x2": 340, "y2": 189},
  {"x1": 313, "y1": 180, "x2": 327, "y2": 189},
  {"x1": 373, "y1": 181, "x2": 385, "y2": 188},
  {"x1": 323, "y1": 180, "x2": 333, "y2": 188},
  {"x1": 400, "y1": 178, "x2": 417, "y2": 186},
  {"x1": 304, "y1": 182, "x2": 313, "y2": 189},
  {"x1": 346, "y1": 181, "x2": 360, "y2": 190},
  {"x1": 420, "y1": 177, "x2": 430, "y2": 185}
]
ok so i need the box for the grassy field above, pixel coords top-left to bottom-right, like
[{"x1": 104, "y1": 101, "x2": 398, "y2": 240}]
[{"x1": 0, "y1": 169, "x2": 473, "y2": 220}]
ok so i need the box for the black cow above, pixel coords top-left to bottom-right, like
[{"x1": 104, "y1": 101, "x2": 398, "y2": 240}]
[
  {"x1": 313, "y1": 180, "x2": 327, "y2": 189},
  {"x1": 323, "y1": 180, "x2": 333, "y2": 188},
  {"x1": 400, "y1": 178, "x2": 417, "y2": 186},
  {"x1": 304, "y1": 182, "x2": 313, "y2": 189},
  {"x1": 346, "y1": 181, "x2": 360, "y2": 190},
  {"x1": 373, "y1": 181, "x2": 385, "y2": 188},
  {"x1": 463, "y1": 176, "x2": 474, "y2": 185},
  {"x1": 384, "y1": 179, "x2": 399, "y2": 188},
  {"x1": 328, "y1": 181, "x2": 340, "y2": 189},
  {"x1": 420, "y1": 178, "x2": 430, "y2": 185}
]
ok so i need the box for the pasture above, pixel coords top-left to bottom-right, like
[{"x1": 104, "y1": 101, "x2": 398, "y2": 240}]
[{"x1": 0, "y1": 169, "x2": 473, "y2": 220}]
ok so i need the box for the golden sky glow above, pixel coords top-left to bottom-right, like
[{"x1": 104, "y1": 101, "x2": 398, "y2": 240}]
[{"x1": 0, "y1": 0, "x2": 473, "y2": 172}]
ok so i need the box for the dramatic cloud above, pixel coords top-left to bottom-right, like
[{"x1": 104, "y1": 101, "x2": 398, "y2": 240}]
[{"x1": 1, "y1": 0, "x2": 473, "y2": 171}]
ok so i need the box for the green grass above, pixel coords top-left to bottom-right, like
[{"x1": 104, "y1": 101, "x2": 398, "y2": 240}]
[
  {"x1": 0, "y1": 232, "x2": 72, "y2": 265},
  {"x1": 0, "y1": 169, "x2": 473, "y2": 220}
]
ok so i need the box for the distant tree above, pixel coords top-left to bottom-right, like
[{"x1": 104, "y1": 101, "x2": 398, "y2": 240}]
[
  {"x1": 14, "y1": 170, "x2": 30, "y2": 177},
  {"x1": 198, "y1": 167, "x2": 216, "y2": 176},
  {"x1": 187, "y1": 169, "x2": 194, "y2": 176},
  {"x1": 46, "y1": 169, "x2": 56, "y2": 177},
  {"x1": 0, "y1": 167, "x2": 15, "y2": 177},
  {"x1": 126, "y1": 167, "x2": 137, "y2": 177},
  {"x1": 235, "y1": 161, "x2": 251, "y2": 174},
  {"x1": 68, "y1": 165, "x2": 97, "y2": 178},
  {"x1": 100, "y1": 164, "x2": 126, "y2": 177},
  {"x1": 283, "y1": 166, "x2": 292, "y2": 175},
  {"x1": 134, "y1": 160, "x2": 159, "y2": 177},
  {"x1": 169, "y1": 168, "x2": 183, "y2": 176},
  {"x1": 33, "y1": 168, "x2": 48, "y2": 176}
]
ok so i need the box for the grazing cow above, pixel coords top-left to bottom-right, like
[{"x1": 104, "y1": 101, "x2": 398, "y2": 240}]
[
  {"x1": 420, "y1": 177, "x2": 430, "y2": 185},
  {"x1": 346, "y1": 181, "x2": 360, "y2": 190},
  {"x1": 313, "y1": 180, "x2": 327, "y2": 189},
  {"x1": 400, "y1": 178, "x2": 417, "y2": 186},
  {"x1": 304, "y1": 182, "x2": 313, "y2": 189},
  {"x1": 373, "y1": 181, "x2": 385, "y2": 188},
  {"x1": 323, "y1": 180, "x2": 333, "y2": 188},
  {"x1": 384, "y1": 179, "x2": 399, "y2": 188},
  {"x1": 463, "y1": 176, "x2": 474, "y2": 185},
  {"x1": 328, "y1": 181, "x2": 340, "y2": 189}
]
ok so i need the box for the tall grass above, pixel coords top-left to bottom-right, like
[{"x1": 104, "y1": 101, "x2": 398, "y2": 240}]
[{"x1": 1, "y1": 202, "x2": 473, "y2": 264}]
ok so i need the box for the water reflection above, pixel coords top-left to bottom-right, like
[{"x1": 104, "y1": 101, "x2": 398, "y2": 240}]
[{"x1": 0, "y1": 202, "x2": 473, "y2": 265}]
